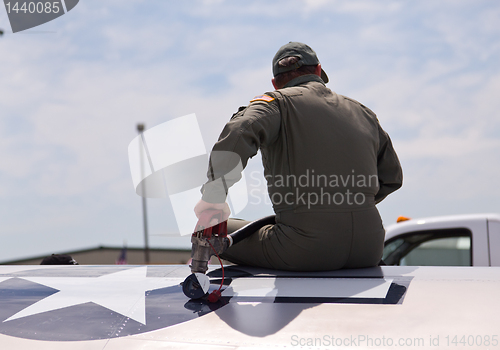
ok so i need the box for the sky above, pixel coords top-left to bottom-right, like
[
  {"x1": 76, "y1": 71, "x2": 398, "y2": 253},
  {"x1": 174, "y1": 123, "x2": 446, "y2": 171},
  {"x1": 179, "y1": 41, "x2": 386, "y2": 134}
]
[{"x1": 0, "y1": 0, "x2": 499, "y2": 263}]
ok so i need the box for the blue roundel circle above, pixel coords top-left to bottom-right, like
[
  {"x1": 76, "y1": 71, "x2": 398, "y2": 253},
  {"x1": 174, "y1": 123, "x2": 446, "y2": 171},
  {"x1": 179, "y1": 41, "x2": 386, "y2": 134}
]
[{"x1": 0, "y1": 266, "x2": 229, "y2": 341}]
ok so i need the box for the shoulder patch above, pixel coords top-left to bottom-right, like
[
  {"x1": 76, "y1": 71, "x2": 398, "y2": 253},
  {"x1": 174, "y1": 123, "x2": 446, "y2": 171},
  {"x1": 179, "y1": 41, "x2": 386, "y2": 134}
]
[{"x1": 250, "y1": 94, "x2": 275, "y2": 103}]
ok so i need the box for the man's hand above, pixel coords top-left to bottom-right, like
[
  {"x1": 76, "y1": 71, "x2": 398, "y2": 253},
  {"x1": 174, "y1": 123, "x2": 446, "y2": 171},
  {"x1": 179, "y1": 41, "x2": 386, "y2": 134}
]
[{"x1": 194, "y1": 199, "x2": 231, "y2": 227}]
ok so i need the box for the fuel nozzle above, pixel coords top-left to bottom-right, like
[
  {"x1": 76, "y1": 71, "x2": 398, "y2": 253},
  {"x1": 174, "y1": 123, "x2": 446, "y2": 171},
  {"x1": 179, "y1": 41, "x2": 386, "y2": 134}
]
[
  {"x1": 182, "y1": 210, "x2": 229, "y2": 299},
  {"x1": 181, "y1": 213, "x2": 277, "y2": 300}
]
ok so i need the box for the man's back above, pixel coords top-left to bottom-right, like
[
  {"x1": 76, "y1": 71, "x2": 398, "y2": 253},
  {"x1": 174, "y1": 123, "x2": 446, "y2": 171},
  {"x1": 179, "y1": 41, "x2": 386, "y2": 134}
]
[{"x1": 264, "y1": 77, "x2": 384, "y2": 213}]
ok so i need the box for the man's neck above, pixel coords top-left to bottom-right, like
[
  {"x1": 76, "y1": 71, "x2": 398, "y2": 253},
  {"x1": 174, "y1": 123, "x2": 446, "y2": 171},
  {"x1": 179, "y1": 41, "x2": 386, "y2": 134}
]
[{"x1": 283, "y1": 74, "x2": 325, "y2": 88}]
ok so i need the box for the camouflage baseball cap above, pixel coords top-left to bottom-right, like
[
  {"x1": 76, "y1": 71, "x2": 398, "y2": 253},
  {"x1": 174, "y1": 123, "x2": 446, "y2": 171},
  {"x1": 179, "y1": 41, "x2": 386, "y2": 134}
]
[{"x1": 272, "y1": 42, "x2": 329, "y2": 83}]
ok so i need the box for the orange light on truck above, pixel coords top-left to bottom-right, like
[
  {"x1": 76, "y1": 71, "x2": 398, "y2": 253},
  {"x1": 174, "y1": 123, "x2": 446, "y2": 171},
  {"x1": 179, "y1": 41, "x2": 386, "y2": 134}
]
[{"x1": 397, "y1": 216, "x2": 411, "y2": 223}]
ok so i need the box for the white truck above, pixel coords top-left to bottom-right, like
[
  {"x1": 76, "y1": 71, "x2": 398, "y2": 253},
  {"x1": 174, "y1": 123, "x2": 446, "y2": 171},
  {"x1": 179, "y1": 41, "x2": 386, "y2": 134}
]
[{"x1": 383, "y1": 213, "x2": 500, "y2": 266}]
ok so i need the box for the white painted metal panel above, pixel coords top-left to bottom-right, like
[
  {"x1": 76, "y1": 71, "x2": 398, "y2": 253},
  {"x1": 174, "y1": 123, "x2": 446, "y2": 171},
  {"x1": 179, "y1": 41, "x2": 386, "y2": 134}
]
[{"x1": 222, "y1": 277, "x2": 393, "y2": 298}]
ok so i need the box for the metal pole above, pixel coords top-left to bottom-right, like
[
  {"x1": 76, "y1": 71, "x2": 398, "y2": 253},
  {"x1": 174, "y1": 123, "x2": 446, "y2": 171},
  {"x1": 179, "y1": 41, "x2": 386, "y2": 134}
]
[
  {"x1": 141, "y1": 196, "x2": 150, "y2": 264},
  {"x1": 137, "y1": 123, "x2": 150, "y2": 264}
]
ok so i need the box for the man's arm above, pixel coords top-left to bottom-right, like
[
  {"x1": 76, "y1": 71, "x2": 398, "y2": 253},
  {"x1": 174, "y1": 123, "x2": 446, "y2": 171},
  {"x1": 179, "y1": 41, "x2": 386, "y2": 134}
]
[
  {"x1": 200, "y1": 97, "x2": 281, "y2": 206},
  {"x1": 375, "y1": 126, "x2": 403, "y2": 204}
]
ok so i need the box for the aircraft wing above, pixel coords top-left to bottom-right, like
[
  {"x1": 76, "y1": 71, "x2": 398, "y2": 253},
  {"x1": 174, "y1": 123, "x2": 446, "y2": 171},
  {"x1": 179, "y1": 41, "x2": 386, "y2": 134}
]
[{"x1": 0, "y1": 264, "x2": 499, "y2": 349}]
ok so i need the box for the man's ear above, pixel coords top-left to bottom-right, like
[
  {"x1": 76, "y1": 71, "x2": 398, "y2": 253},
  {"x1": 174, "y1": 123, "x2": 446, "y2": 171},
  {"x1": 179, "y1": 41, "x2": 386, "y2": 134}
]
[
  {"x1": 315, "y1": 64, "x2": 322, "y2": 77},
  {"x1": 272, "y1": 77, "x2": 278, "y2": 90}
]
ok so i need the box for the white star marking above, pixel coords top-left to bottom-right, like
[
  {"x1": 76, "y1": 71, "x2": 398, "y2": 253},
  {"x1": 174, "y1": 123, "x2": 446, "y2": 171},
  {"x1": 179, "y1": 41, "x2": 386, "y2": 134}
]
[
  {"x1": 0, "y1": 277, "x2": 11, "y2": 284},
  {"x1": 3, "y1": 267, "x2": 184, "y2": 325}
]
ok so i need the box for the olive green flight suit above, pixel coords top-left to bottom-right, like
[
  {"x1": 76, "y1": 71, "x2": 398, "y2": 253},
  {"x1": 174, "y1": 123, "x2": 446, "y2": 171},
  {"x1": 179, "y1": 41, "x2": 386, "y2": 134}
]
[{"x1": 202, "y1": 74, "x2": 402, "y2": 271}]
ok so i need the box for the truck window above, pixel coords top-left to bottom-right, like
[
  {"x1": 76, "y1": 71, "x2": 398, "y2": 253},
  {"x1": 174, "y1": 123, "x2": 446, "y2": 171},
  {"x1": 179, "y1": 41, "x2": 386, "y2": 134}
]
[
  {"x1": 400, "y1": 236, "x2": 471, "y2": 266},
  {"x1": 383, "y1": 228, "x2": 472, "y2": 266}
]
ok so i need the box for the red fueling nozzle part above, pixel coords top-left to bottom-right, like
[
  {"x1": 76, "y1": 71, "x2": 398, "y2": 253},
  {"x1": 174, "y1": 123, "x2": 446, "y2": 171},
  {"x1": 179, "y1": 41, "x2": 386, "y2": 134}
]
[{"x1": 207, "y1": 290, "x2": 221, "y2": 303}]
